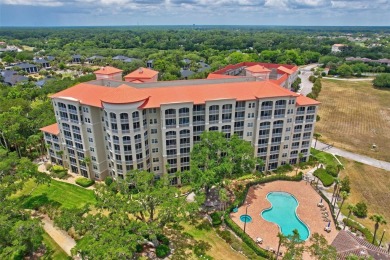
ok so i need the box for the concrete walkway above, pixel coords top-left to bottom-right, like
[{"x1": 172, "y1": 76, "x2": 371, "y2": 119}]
[
  {"x1": 313, "y1": 140, "x2": 390, "y2": 171},
  {"x1": 37, "y1": 163, "x2": 96, "y2": 190},
  {"x1": 41, "y1": 214, "x2": 76, "y2": 256},
  {"x1": 298, "y1": 63, "x2": 319, "y2": 96}
]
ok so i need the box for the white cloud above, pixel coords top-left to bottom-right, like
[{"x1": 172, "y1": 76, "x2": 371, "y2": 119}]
[{"x1": 1, "y1": 0, "x2": 64, "y2": 6}]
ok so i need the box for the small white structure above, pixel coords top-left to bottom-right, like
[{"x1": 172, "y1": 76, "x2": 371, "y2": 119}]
[{"x1": 332, "y1": 44, "x2": 347, "y2": 53}]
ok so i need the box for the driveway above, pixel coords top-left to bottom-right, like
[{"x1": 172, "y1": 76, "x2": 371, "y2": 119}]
[
  {"x1": 298, "y1": 63, "x2": 319, "y2": 96},
  {"x1": 313, "y1": 140, "x2": 390, "y2": 171}
]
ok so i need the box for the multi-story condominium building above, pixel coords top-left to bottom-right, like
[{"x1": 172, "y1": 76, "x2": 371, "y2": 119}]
[{"x1": 41, "y1": 64, "x2": 319, "y2": 183}]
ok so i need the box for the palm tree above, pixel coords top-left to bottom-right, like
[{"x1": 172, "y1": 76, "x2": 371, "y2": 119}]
[
  {"x1": 336, "y1": 191, "x2": 349, "y2": 220},
  {"x1": 313, "y1": 133, "x2": 322, "y2": 149},
  {"x1": 81, "y1": 156, "x2": 91, "y2": 178},
  {"x1": 276, "y1": 232, "x2": 285, "y2": 259},
  {"x1": 296, "y1": 153, "x2": 304, "y2": 175},
  {"x1": 331, "y1": 178, "x2": 340, "y2": 205},
  {"x1": 344, "y1": 204, "x2": 356, "y2": 230},
  {"x1": 370, "y1": 214, "x2": 387, "y2": 244}
]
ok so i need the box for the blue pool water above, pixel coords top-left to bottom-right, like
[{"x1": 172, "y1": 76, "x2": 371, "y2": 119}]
[
  {"x1": 240, "y1": 214, "x2": 252, "y2": 223},
  {"x1": 261, "y1": 192, "x2": 310, "y2": 240}
]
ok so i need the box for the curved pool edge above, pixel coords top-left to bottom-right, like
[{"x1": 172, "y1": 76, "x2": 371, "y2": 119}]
[{"x1": 260, "y1": 191, "x2": 311, "y2": 241}]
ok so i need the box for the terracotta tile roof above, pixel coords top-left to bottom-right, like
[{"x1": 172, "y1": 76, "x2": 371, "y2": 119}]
[
  {"x1": 94, "y1": 66, "x2": 123, "y2": 75},
  {"x1": 296, "y1": 94, "x2": 321, "y2": 106},
  {"x1": 207, "y1": 73, "x2": 239, "y2": 79},
  {"x1": 124, "y1": 67, "x2": 158, "y2": 79},
  {"x1": 245, "y1": 64, "x2": 271, "y2": 73},
  {"x1": 49, "y1": 80, "x2": 315, "y2": 109},
  {"x1": 50, "y1": 83, "x2": 112, "y2": 107},
  {"x1": 40, "y1": 123, "x2": 60, "y2": 135},
  {"x1": 277, "y1": 66, "x2": 294, "y2": 75},
  {"x1": 212, "y1": 62, "x2": 298, "y2": 75},
  {"x1": 331, "y1": 231, "x2": 390, "y2": 260}
]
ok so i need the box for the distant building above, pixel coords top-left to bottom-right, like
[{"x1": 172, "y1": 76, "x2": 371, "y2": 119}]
[
  {"x1": 124, "y1": 67, "x2": 158, "y2": 83},
  {"x1": 71, "y1": 54, "x2": 82, "y2": 63},
  {"x1": 14, "y1": 63, "x2": 38, "y2": 74},
  {"x1": 34, "y1": 58, "x2": 51, "y2": 69},
  {"x1": 1, "y1": 70, "x2": 28, "y2": 86},
  {"x1": 331, "y1": 44, "x2": 347, "y2": 53},
  {"x1": 112, "y1": 55, "x2": 141, "y2": 63},
  {"x1": 180, "y1": 59, "x2": 211, "y2": 79},
  {"x1": 146, "y1": 59, "x2": 154, "y2": 68},
  {"x1": 94, "y1": 66, "x2": 123, "y2": 81},
  {"x1": 86, "y1": 55, "x2": 105, "y2": 64}
]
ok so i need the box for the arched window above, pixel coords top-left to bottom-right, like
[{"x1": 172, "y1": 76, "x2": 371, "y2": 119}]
[
  {"x1": 166, "y1": 131, "x2": 176, "y2": 139},
  {"x1": 273, "y1": 120, "x2": 284, "y2": 126},
  {"x1": 275, "y1": 100, "x2": 286, "y2": 106},
  {"x1": 180, "y1": 129, "x2": 190, "y2": 135},
  {"x1": 179, "y1": 107, "x2": 189, "y2": 114},
  {"x1": 165, "y1": 109, "x2": 176, "y2": 117},
  {"x1": 209, "y1": 105, "x2": 219, "y2": 112},
  {"x1": 120, "y1": 113, "x2": 129, "y2": 120},
  {"x1": 123, "y1": 136, "x2": 131, "y2": 143},
  {"x1": 222, "y1": 104, "x2": 232, "y2": 110},
  {"x1": 261, "y1": 101, "x2": 273, "y2": 108},
  {"x1": 221, "y1": 125, "x2": 231, "y2": 133},
  {"x1": 58, "y1": 102, "x2": 66, "y2": 109},
  {"x1": 260, "y1": 122, "x2": 271, "y2": 129},
  {"x1": 110, "y1": 112, "x2": 116, "y2": 121},
  {"x1": 68, "y1": 104, "x2": 77, "y2": 111},
  {"x1": 132, "y1": 111, "x2": 139, "y2": 120},
  {"x1": 209, "y1": 126, "x2": 219, "y2": 131}
]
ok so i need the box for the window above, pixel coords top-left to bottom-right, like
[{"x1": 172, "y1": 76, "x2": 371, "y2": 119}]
[
  {"x1": 152, "y1": 139, "x2": 158, "y2": 144},
  {"x1": 286, "y1": 127, "x2": 291, "y2": 132},
  {"x1": 247, "y1": 122, "x2": 253, "y2": 127},
  {"x1": 87, "y1": 128, "x2": 92, "y2": 133},
  {"x1": 285, "y1": 136, "x2": 290, "y2": 141},
  {"x1": 83, "y1": 107, "x2": 89, "y2": 113},
  {"x1": 88, "y1": 137, "x2": 93, "y2": 142},
  {"x1": 152, "y1": 148, "x2": 158, "y2": 153},
  {"x1": 153, "y1": 157, "x2": 159, "y2": 162},
  {"x1": 153, "y1": 166, "x2": 160, "y2": 172},
  {"x1": 90, "y1": 147, "x2": 95, "y2": 152},
  {"x1": 247, "y1": 132, "x2": 252, "y2": 137},
  {"x1": 151, "y1": 129, "x2": 157, "y2": 134}
]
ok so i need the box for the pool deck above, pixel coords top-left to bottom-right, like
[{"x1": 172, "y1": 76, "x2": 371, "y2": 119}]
[{"x1": 230, "y1": 180, "x2": 338, "y2": 259}]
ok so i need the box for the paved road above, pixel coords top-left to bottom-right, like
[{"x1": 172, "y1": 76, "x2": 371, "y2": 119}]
[
  {"x1": 41, "y1": 214, "x2": 76, "y2": 256},
  {"x1": 313, "y1": 140, "x2": 390, "y2": 171},
  {"x1": 298, "y1": 63, "x2": 319, "y2": 96}
]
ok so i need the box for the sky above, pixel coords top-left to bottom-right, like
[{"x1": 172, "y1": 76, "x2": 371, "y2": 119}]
[{"x1": 0, "y1": 0, "x2": 389, "y2": 27}]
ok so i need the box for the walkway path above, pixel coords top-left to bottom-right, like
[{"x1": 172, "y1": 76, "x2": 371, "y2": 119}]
[
  {"x1": 298, "y1": 63, "x2": 319, "y2": 95},
  {"x1": 313, "y1": 140, "x2": 390, "y2": 171},
  {"x1": 41, "y1": 214, "x2": 77, "y2": 256},
  {"x1": 37, "y1": 163, "x2": 96, "y2": 190}
]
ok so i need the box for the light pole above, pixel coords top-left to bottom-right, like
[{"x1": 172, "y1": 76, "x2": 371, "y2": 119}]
[
  {"x1": 379, "y1": 230, "x2": 386, "y2": 247},
  {"x1": 244, "y1": 203, "x2": 251, "y2": 234}
]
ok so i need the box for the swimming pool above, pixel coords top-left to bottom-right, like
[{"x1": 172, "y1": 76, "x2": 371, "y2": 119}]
[{"x1": 261, "y1": 192, "x2": 310, "y2": 240}]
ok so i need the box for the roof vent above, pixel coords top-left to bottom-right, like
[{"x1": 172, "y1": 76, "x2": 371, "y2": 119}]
[{"x1": 139, "y1": 68, "x2": 143, "y2": 74}]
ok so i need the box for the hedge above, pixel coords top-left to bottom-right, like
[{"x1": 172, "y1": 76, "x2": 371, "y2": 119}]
[
  {"x1": 210, "y1": 212, "x2": 223, "y2": 226},
  {"x1": 225, "y1": 173, "x2": 303, "y2": 259},
  {"x1": 156, "y1": 244, "x2": 170, "y2": 258},
  {"x1": 313, "y1": 168, "x2": 334, "y2": 187},
  {"x1": 343, "y1": 218, "x2": 376, "y2": 245},
  {"x1": 75, "y1": 177, "x2": 95, "y2": 187}
]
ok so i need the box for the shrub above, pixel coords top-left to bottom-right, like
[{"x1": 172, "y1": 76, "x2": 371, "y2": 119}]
[
  {"x1": 193, "y1": 240, "x2": 211, "y2": 257},
  {"x1": 340, "y1": 176, "x2": 351, "y2": 193},
  {"x1": 136, "y1": 244, "x2": 143, "y2": 253},
  {"x1": 50, "y1": 165, "x2": 68, "y2": 179},
  {"x1": 104, "y1": 176, "x2": 113, "y2": 186},
  {"x1": 354, "y1": 202, "x2": 368, "y2": 218},
  {"x1": 321, "y1": 72, "x2": 326, "y2": 77},
  {"x1": 326, "y1": 165, "x2": 338, "y2": 177},
  {"x1": 157, "y1": 234, "x2": 170, "y2": 246},
  {"x1": 216, "y1": 229, "x2": 233, "y2": 244},
  {"x1": 343, "y1": 218, "x2": 375, "y2": 245},
  {"x1": 373, "y1": 73, "x2": 390, "y2": 88},
  {"x1": 210, "y1": 212, "x2": 222, "y2": 226},
  {"x1": 156, "y1": 244, "x2": 170, "y2": 258},
  {"x1": 75, "y1": 177, "x2": 95, "y2": 187},
  {"x1": 313, "y1": 168, "x2": 334, "y2": 186},
  {"x1": 273, "y1": 164, "x2": 294, "y2": 174}
]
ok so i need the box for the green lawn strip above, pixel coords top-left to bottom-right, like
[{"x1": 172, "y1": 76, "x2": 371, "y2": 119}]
[
  {"x1": 42, "y1": 232, "x2": 70, "y2": 260},
  {"x1": 313, "y1": 168, "x2": 334, "y2": 186},
  {"x1": 13, "y1": 178, "x2": 96, "y2": 209},
  {"x1": 311, "y1": 148, "x2": 340, "y2": 167}
]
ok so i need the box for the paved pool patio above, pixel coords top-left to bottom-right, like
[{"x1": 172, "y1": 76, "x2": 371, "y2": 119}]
[{"x1": 230, "y1": 180, "x2": 338, "y2": 258}]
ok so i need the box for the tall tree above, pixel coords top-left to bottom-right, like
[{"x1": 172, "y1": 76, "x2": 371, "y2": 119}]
[
  {"x1": 281, "y1": 229, "x2": 305, "y2": 260},
  {"x1": 369, "y1": 214, "x2": 387, "y2": 244},
  {"x1": 307, "y1": 233, "x2": 337, "y2": 260}
]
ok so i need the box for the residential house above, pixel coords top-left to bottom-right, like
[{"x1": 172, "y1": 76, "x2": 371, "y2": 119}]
[
  {"x1": 14, "y1": 63, "x2": 38, "y2": 74},
  {"x1": 1, "y1": 70, "x2": 28, "y2": 86},
  {"x1": 71, "y1": 54, "x2": 82, "y2": 63}
]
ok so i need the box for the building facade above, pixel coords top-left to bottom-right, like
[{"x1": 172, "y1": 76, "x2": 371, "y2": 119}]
[{"x1": 41, "y1": 64, "x2": 319, "y2": 182}]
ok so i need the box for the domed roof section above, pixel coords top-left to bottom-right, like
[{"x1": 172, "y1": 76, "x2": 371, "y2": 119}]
[{"x1": 101, "y1": 85, "x2": 149, "y2": 105}]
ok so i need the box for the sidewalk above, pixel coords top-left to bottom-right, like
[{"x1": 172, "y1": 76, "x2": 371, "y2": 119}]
[
  {"x1": 37, "y1": 163, "x2": 96, "y2": 190},
  {"x1": 313, "y1": 141, "x2": 390, "y2": 171},
  {"x1": 40, "y1": 214, "x2": 77, "y2": 256}
]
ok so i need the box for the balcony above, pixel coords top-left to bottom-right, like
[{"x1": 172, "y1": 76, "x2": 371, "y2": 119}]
[
  {"x1": 193, "y1": 130, "x2": 203, "y2": 135},
  {"x1": 70, "y1": 119, "x2": 79, "y2": 124},
  {"x1": 272, "y1": 133, "x2": 282, "y2": 137},
  {"x1": 165, "y1": 114, "x2": 176, "y2": 119},
  {"x1": 261, "y1": 116, "x2": 272, "y2": 120},
  {"x1": 193, "y1": 121, "x2": 205, "y2": 126},
  {"x1": 60, "y1": 116, "x2": 69, "y2": 121},
  {"x1": 59, "y1": 107, "x2": 67, "y2": 112},
  {"x1": 166, "y1": 134, "x2": 176, "y2": 139},
  {"x1": 122, "y1": 129, "x2": 130, "y2": 134},
  {"x1": 307, "y1": 110, "x2": 316, "y2": 114},
  {"x1": 179, "y1": 123, "x2": 190, "y2": 127},
  {"x1": 291, "y1": 146, "x2": 299, "y2": 150},
  {"x1": 306, "y1": 119, "x2": 314, "y2": 123},
  {"x1": 274, "y1": 114, "x2": 285, "y2": 119},
  {"x1": 222, "y1": 109, "x2": 232, "y2": 113},
  {"x1": 258, "y1": 143, "x2": 268, "y2": 147},
  {"x1": 124, "y1": 150, "x2": 132, "y2": 155},
  {"x1": 234, "y1": 126, "x2": 244, "y2": 131},
  {"x1": 166, "y1": 145, "x2": 177, "y2": 149},
  {"x1": 269, "y1": 158, "x2": 279, "y2": 162},
  {"x1": 222, "y1": 119, "x2": 232, "y2": 123},
  {"x1": 275, "y1": 105, "x2": 287, "y2": 109},
  {"x1": 74, "y1": 138, "x2": 83, "y2": 143},
  {"x1": 193, "y1": 110, "x2": 205, "y2": 115},
  {"x1": 166, "y1": 125, "x2": 176, "y2": 129},
  {"x1": 261, "y1": 106, "x2": 273, "y2": 110},
  {"x1": 123, "y1": 140, "x2": 131, "y2": 144},
  {"x1": 270, "y1": 150, "x2": 280, "y2": 155},
  {"x1": 132, "y1": 117, "x2": 140, "y2": 121},
  {"x1": 133, "y1": 128, "x2": 141, "y2": 132},
  {"x1": 294, "y1": 129, "x2": 302, "y2": 133},
  {"x1": 297, "y1": 111, "x2": 305, "y2": 115},
  {"x1": 273, "y1": 124, "x2": 283, "y2": 128},
  {"x1": 135, "y1": 139, "x2": 142, "y2": 144},
  {"x1": 167, "y1": 154, "x2": 177, "y2": 158},
  {"x1": 259, "y1": 125, "x2": 271, "y2": 130},
  {"x1": 136, "y1": 158, "x2": 144, "y2": 163},
  {"x1": 68, "y1": 109, "x2": 78, "y2": 115},
  {"x1": 180, "y1": 133, "x2": 191, "y2": 138},
  {"x1": 257, "y1": 152, "x2": 267, "y2": 156},
  {"x1": 295, "y1": 120, "x2": 304, "y2": 124},
  {"x1": 235, "y1": 106, "x2": 245, "y2": 111},
  {"x1": 179, "y1": 112, "x2": 190, "y2": 117},
  {"x1": 235, "y1": 116, "x2": 244, "y2": 120},
  {"x1": 290, "y1": 154, "x2": 298, "y2": 158},
  {"x1": 180, "y1": 143, "x2": 190, "y2": 148},
  {"x1": 293, "y1": 137, "x2": 301, "y2": 141},
  {"x1": 258, "y1": 134, "x2": 269, "y2": 138},
  {"x1": 120, "y1": 119, "x2": 129, "y2": 124},
  {"x1": 209, "y1": 120, "x2": 219, "y2": 124},
  {"x1": 112, "y1": 129, "x2": 119, "y2": 134},
  {"x1": 209, "y1": 110, "x2": 219, "y2": 115},
  {"x1": 303, "y1": 136, "x2": 311, "y2": 140},
  {"x1": 181, "y1": 162, "x2": 190, "y2": 166},
  {"x1": 301, "y1": 144, "x2": 310, "y2": 148}
]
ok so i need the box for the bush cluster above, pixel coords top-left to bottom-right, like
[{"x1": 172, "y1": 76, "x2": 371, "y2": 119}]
[
  {"x1": 75, "y1": 177, "x2": 95, "y2": 187},
  {"x1": 156, "y1": 244, "x2": 170, "y2": 258},
  {"x1": 104, "y1": 176, "x2": 113, "y2": 186},
  {"x1": 354, "y1": 202, "x2": 368, "y2": 218},
  {"x1": 343, "y1": 218, "x2": 376, "y2": 245},
  {"x1": 50, "y1": 165, "x2": 68, "y2": 179},
  {"x1": 210, "y1": 212, "x2": 223, "y2": 226},
  {"x1": 313, "y1": 168, "x2": 334, "y2": 186},
  {"x1": 373, "y1": 73, "x2": 390, "y2": 88},
  {"x1": 273, "y1": 164, "x2": 294, "y2": 174}
]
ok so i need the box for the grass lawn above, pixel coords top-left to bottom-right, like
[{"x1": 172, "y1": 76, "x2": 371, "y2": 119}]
[
  {"x1": 42, "y1": 232, "x2": 69, "y2": 260},
  {"x1": 313, "y1": 168, "x2": 334, "y2": 186},
  {"x1": 183, "y1": 223, "x2": 249, "y2": 260},
  {"x1": 311, "y1": 148, "x2": 340, "y2": 168},
  {"x1": 13, "y1": 178, "x2": 96, "y2": 209},
  {"x1": 315, "y1": 79, "x2": 390, "y2": 162},
  {"x1": 338, "y1": 158, "x2": 390, "y2": 245}
]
